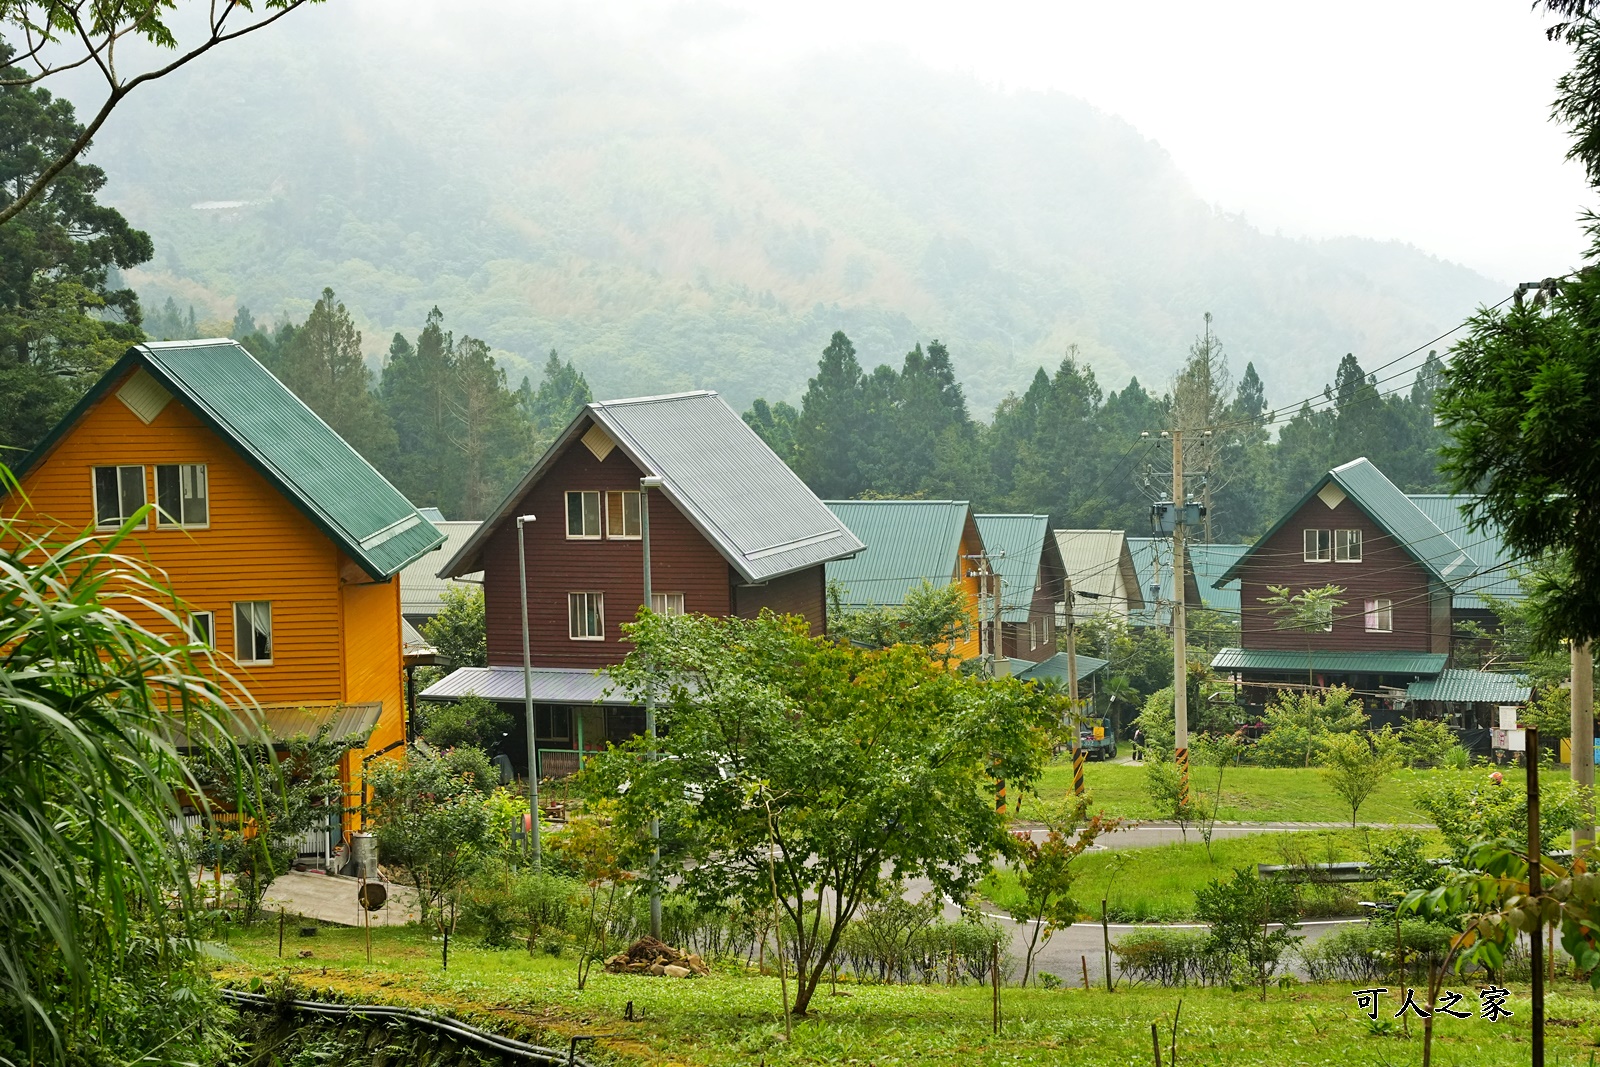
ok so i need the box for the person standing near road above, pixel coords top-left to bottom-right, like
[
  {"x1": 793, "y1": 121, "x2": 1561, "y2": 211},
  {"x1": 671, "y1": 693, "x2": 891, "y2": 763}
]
[{"x1": 1132, "y1": 726, "x2": 1144, "y2": 762}]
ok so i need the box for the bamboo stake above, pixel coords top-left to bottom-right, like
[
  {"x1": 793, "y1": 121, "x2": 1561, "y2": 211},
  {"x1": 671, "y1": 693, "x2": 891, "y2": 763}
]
[
  {"x1": 1528, "y1": 726, "x2": 1544, "y2": 1067},
  {"x1": 1102, "y1": 899, "x2": 1113, "y2": 991},
  {"x1": 1151, "y1": 1022, "x2": 1162, "y2": 1066},
  {"x1": 763, "y1": 796, "x2": 791, "y2": 1041},
  {"x1": 1081, "y1": 954, "x2": 1090, "y2": 989},
  {"x1": 991, "y1": 942, "x2": 1001, "y2": 1035},
  {"x1": 278, "y1": 908, "x2": 285, "y2": 958}
]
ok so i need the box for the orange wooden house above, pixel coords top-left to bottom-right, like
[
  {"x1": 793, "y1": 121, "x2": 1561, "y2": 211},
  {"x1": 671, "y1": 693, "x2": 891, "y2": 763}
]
[{"x1": 7, "y1": 339, "x2": 443, "y2": 831}]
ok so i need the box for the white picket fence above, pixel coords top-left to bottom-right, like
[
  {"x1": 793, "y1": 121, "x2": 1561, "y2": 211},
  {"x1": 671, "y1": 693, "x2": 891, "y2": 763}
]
[{"x1": 168, "y1": 811, "x2": 335, "y2": 861}]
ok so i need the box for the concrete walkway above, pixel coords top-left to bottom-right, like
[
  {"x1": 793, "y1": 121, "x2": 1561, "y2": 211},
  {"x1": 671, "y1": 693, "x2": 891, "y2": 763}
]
[{"x1": 260, "y1": 870, "x2": 420, "y2": 927}]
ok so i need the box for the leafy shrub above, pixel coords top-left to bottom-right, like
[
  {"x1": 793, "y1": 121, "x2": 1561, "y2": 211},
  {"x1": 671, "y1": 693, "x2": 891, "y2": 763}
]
[
  {"x1": 1195, "y1": 867, "x2": 1302, "y2": 997},
  {"x1": 418, "y1": 694, "x2": 512, "y2": 752},
  {"x1": 1397, "y1": 718, "x2": 1465, "y2": 769},
  {"x1": 1298, "y1": 921, "x2": 1457, "y2": 983},
  {"x1": 1112, "y1": 929, "x2": 1222, "y2": 986},
  {"x1": 920, "y1": 916, "x2": 1012, "y2": 984},
  {"x1": 1412, "y1": 771, "x2": 1590, "y2": 861},
  {"x1": 662, "y1": 892, "x2": 763, "y2": 962},
  {"x1": 1253, "y1": 687, "x2": 1365, "y2": 768},
  {"x1": 839, "y1": 890, "x2": 941, "y2": 983}
]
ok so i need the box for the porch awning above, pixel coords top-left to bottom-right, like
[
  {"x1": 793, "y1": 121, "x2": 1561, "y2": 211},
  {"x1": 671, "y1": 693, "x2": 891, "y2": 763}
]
[
  {"x1": 1210, "y1": 648, "x2": 1449, "y2": 675},
  {"x1": 420, "y1": 665, "x2": 636, "y2": 706},
  {"x1": 258, "y1": 702, "x2": 383, "y2": 744},
  {"x1": 1406, "y1": 669, "x2": 1530, "y2": 705}
]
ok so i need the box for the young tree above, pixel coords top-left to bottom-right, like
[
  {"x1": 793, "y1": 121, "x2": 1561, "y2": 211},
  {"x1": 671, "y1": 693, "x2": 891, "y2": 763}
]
[
  {"x1": 1195, "y1": 867, "x2": 1302, "y2": 1001},
  {"x1": 422, "y1": 585, "x2": 487, "y2": 668},
  {"x1": 590, "y1": 611, "x2": 1063, "y2": 1015},
  {"x1": 367, "y1": 747, "x2": 498, "y2": 967},
  {"x1": 1005, "y1": 795, "x2": 1123, "y2": 984},
  {"x1": 1253, "y1": 686, "x2": 1367, "y2": 769},
  {"x1": 1259, "y1": 583, "x2": 1346, "y2": 687},
  {"x1": 279, "y1": 287, "x2": 397, "y2": 469},
  {"x1": 0, "y1": 43, "x2": 150, "y2": 455},
  {"x1": 186, "y1": 726, "x2": 352, "y2": 922},
  {"x1": 0, "y1": 1, "x2": 324, "y2": 227},
  {"x1": 825, "y1": 579, "x2": 974, "y2": 665},
  {"x1": 1319, "y1": 728, "x2": 1403, "y2": 827}
]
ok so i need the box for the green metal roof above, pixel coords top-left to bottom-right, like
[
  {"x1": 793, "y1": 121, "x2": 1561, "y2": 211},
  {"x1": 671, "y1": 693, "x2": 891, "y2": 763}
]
[
  {"x1": 17, "y1": 340, "x2": 442, "y2": 579},
  {"x1": 1010, "y1": 651, "x2": 1109, "y2": 684},
  {"x1": 975, "y1": 514, "x2": 1050, "y2": 622},
  {"x1": 1406, "y1": 668, "x2": 1530, "y2": 705},
  {"x1": 1210, "y1": 647, "x2": 1449, "y2": 675},
  {"x1": 1188, "y1": 543, "x2": 1248, "y2": 615},
  {"x1": 1405, "y1": 494, "x2": 1522, "y2": 609},
  {"x1": 823, "y1": 500, "x2": 978, "y2": 609},
  {"x1": 1219, "y1": 458, "x2": 1471, "y2": 586}
]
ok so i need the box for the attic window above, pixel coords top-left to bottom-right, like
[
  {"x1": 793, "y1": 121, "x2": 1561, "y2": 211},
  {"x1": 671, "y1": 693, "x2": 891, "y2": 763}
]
[
  {"x1": 1316, "y1": 483, "x2": 1347, "y2": 510},
  {"x1": 581, "y1": 423, "x2": 616, "y2": 461},
  {"x1": 116, "y1": 369, "x2": 172, "y2": 424}
]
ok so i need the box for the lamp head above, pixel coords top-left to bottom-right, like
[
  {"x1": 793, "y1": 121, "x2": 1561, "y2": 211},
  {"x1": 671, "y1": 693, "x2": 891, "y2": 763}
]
[{"x1": 640, "y1": 476, "x2": 665, "y2": 490}]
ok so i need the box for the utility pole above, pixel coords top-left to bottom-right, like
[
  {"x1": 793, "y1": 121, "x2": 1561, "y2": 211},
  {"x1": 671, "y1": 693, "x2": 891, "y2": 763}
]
[
  {"x1": 1066, "y1": 577, "x2": 1083, "y2": 795},
  {"x1": 1170, "y1": 429, "x2": 1189, "y2": 806},
  {"x1": 1575, "y1": 641, "x2": 1595, "y2": 856},
  {"x1": 640, "y1": 476, "x2": 664, "y2": 940}
]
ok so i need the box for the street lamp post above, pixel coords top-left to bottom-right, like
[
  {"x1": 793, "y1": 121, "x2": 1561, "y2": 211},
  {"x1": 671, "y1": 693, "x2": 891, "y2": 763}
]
[
  {"x1": 516, "y1": 514, "x2": 541, "y2": 871},
  {"x1": 640, "y1": 475, "x2": 664, "y2": 939}
]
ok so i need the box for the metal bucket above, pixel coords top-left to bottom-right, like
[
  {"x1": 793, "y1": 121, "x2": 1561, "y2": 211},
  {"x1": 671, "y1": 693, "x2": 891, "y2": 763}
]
[{"x1": 347, "y1": 832, "x2": 378, "y2": 880}]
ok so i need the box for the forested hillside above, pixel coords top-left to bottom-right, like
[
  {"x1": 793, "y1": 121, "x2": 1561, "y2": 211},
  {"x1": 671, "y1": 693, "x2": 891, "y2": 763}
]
[{"x1": 75, "y1": 5, "x2": 1503, "y2": 414}]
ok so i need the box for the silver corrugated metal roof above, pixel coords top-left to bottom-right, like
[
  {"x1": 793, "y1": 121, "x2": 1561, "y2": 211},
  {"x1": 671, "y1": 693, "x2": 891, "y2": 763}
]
[
  {"x1": 401, "y1": 521, "x2": 482, "y2": 617},
  {"x1": 441, "y1": 392, "x2": 862, "y2": 584},
  {"x1": 259, "y1": 702, "x2": 384, "y2": 743},
  {"x1": 1055, "y1": 530, "x2": 1146, "y2": 612},
  {"x1": 976, "y1": 515, "x2": 1050, "y2": 622},
  {"x1": 419, "y1": 665, "x2": 635, "y2": 705},
  {"x1": 824, "y1": 500, "x2": 977, "y2": 609}
]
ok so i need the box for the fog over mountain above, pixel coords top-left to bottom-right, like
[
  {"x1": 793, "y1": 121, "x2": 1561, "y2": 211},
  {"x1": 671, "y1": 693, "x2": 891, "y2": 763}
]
[{"x1": 82, "y1": 4, "x2": 1505, "y2": 411}]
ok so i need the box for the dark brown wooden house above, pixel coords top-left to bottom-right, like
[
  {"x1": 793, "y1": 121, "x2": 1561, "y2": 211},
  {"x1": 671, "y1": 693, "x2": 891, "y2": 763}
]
[
  {"x1": 1210, "y1": 457, "x2": 1526, "y2": 732},
  {"x1": 421, "y1": 391, "x2": 863, "y2": 777},
  {"x1": 975, "y1": 514, "x2": 1066, "y2": 664}
]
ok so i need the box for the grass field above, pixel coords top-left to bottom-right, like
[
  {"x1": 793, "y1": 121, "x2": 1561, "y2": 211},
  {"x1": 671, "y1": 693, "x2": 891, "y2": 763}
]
[
  {"x1": 216, "y1": 924, "x2": 1600, "y2": 1066},
  {"x1": 1031, "y1": 761, "x2": 1570, "y2": 825},
  {"x1": 979, "y1": 829, "x2": 1447, "y2": 922}
]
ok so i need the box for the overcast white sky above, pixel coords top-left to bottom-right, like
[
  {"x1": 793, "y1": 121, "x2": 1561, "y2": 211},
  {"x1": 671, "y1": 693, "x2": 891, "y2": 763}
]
[{"x1": 506, "y1": 0, "x2": 1594, "y2": 285}]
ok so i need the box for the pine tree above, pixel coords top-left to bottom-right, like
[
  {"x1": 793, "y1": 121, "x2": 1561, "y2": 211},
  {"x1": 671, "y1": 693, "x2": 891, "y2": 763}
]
[
  {"x1": 380, "y1": 307, "x2": 456, "y2": 510},
  {"x1": 280, "y1": 288, "x2": 397, "y2": 470},
  {"x1": 451, "y1": 336, "x2": 530, "y2": 519},
  {"x1": 742, "y1": 398, "x2": 799, "y2": 462},
  {"x1": 520, "y1": 350, "x2": 592, "y2": 443},
  {"x1": 793, "y1": 331, "x2": 867, "y2": 498}
]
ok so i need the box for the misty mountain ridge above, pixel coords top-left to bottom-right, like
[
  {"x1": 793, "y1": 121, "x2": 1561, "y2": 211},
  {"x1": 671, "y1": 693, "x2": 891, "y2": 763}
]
[{"x1": 79, "y1": 6, "x2": 1504, "y2": 412}]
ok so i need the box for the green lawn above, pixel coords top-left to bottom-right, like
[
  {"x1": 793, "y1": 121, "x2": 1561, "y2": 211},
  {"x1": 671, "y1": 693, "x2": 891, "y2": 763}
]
[
  {"x1": 1031, "y1": 760, "x2": 1571, "y2": 825},
  {"x1": 980, "y1": 829, "x2": 1446, "y2": 922},
  {"x1": 216, "y1": 924, "x2": 1600, "y2": 1066}
]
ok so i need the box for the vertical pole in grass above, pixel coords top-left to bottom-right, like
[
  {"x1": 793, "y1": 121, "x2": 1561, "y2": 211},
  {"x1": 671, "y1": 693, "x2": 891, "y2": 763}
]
[
  {"x1": 278, "y1": 908, "x2": 284, "y2": 958},
  {"x1": 1150, "y1": 1022, "x2": 1162, "y2": 1066},
  {"x1": 991, "y1": 941, "x2": 1000, "y2": 1035},
  {"x1": 1102, "y1": 899, "x2": 1113, "y2": 991},
  {"x1": 1081, "y1": 955, "x2": 1089, "y2": 989}
]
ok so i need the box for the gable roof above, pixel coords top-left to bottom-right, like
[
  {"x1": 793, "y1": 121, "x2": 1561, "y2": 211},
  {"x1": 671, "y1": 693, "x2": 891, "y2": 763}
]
[
  {"x1": 442, "y1": 391, "x2": 863, "y2": 584},
  {"x1": 1405, "y1": 494, "x2": 1522, "y2": 608},
  {"x1": 1055, "y1": 529, "x2": 1146, "y2": 612},
  {"x1": 1187, "y1": 543, "x2": 1248, "y2": 615},
  {"x1": 400, "y1": 520, "x2": 482, "y2": 617},
  {"x1": 824, "y1": 500, "x2": 980, "y2": 609},
  {"x1": 975, "y1": 514, "x2": 1050, "y2": 622},
  {"x1": 1406, "y1": 668, "x2": 1530, "y2": 705},
  {"x1": 1127, "y1": 537, "x2": 1204, "y2": 624},
  {"x1": 1219, "y1": 458, "x2": 1471, "y2": 586},
  {"x1": 16, "y1": 340, "x2": 441, "y2": 579}
]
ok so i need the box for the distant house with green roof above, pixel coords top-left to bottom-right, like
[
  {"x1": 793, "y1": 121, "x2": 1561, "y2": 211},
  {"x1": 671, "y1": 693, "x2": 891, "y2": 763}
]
[
  {"x1": 1210, "y1": 457, "x2": 1526, "y2": 733},
  {"x1": 824, "y1": 500, "x2": 989, "y2": 663},
  {"x1": 10, "y1": 339, "x2": 443, "y2": 835},
  {"x1": 975, "y1": 514, "x2": 1066, "y2": 663}
]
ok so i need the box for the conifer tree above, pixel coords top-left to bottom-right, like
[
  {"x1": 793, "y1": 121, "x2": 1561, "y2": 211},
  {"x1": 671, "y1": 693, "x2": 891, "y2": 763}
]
[
  {"x1": 280, "y1": 288, "x2": 397, "y2": 470},
  {"x1": 793, "y1": 331, "x2": 867, "y2": 498}
]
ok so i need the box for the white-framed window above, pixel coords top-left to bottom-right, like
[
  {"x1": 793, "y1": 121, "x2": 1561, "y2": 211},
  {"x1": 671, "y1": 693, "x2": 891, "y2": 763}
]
[
  {"x1": 1303, "y1": 528, "x2": 1332, "y2": 562},
  {"x1": 565, "y1": 491, "x2": 602, "y2": 538},
  {"x1": 568, "y1": 592, "x2": 605, "y2": 640},
  {"x1": 651, "y1": 592, "x2": 685, "y2": 616},
  {"x1": 606, "y1": 490, "x2": 641, "y2": 539},
  {"x1": 188, "y1": 610, "x2": 214, "y2": 647},
  {"x1": 1028, "y1": 618, "x2": 1042, "y2": 648},
  {"x1": 1365, "y1": 598, "x2": 1393, "y2": 633},
  {"x1": 1334, "y1": 528, "x2": 1362, "y2": 563},
  {"x1": 234, "y1": 601, "x2": 272, "y2": 663},
  {"x1": 155, "y1": 463, "x2": 209, "y2": 527},
  {"x1": 93, "y1": 465, "x2": 146, "y2": 528}
]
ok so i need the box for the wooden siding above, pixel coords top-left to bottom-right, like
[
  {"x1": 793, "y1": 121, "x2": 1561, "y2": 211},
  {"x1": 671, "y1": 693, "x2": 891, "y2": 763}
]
[
  {"x1": 955, "y1": 526, "x2": 983, "y2": 662},
  {"x1": 342, "y1": 575, "x2": 405, "y2": 757},
  {"x1": 12, "y1": 370, "x2": 348, "y2": 706},
  {"x1": 483, "y1": 426, "x2": 732, "y2": 669},
  {"x1": 1238, "y1": 493, "x2": 1442, "y2": 652},
  {"x1": 733, "y1": 565, "x2": 827, "y2": 634}
]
